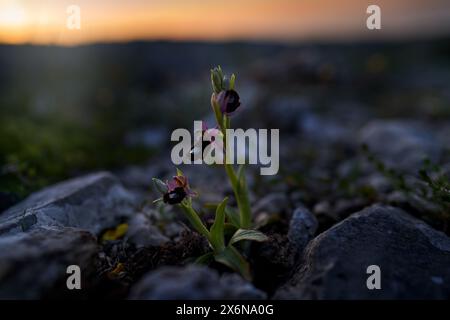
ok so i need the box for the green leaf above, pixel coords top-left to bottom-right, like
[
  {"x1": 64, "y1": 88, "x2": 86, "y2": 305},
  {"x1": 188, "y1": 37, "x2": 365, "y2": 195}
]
[
  {"x1": 229, "y1": 229, "x2": 268, "y2": 246},
  {"x1": 214, "y1": 245, "x2": 251, "y2": 280},
  {"x1": 209, "y1": 197, "x2": 228, "y2": 251},
  {"x1": 225, "y1": 207, "x2": 241, "y2": 228},
  {"x1": 176, "y1": 167, "x2": 184, "y2": 177},
  {"x1": 211, "y1": 66, "x2": 225, "y2": 93},
  {"x1": 217, "y1": 65, "x2": 224, "y2": 83},
  {"x1": 229, "y1": 73, "x2": 236, "y2": 90},
  {"x1": 179, "y1": 202, "x2": 210, "y2": 240},
  {"x1": 152, "y1": 178, "x2": 168, "y2": 194},
  {"x1": 195, "y1": 252, "x2": 214, "y2": 265}
]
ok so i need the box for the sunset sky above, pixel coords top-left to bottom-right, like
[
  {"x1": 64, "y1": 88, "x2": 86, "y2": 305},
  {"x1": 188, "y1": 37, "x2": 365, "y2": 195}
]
[{"x1": 0, "y1": 0, "x2": 449, "y2": 45}]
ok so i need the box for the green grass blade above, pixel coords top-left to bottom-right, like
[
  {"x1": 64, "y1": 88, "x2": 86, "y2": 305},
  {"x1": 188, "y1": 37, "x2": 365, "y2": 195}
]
[
  {"x1": 229, "y1": 229, "x2": 268, "y2": 246},
  {"x1": 214, "y1": 245, "x2": 251, "y2": 280},
  {"x1": 209, "y1": 197, "x2": 228, "y2": 251}
]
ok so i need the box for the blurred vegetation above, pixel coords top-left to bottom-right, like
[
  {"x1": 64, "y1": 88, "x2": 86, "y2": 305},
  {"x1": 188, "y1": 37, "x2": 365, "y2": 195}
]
[
  {"x1": 0, "y1": 103, "x2": 154, "y2": 198},
  {"x1": 0, "y1": 42, "x2": 263, "y2": 200},
  {"x1": 0, "y1": 82, "x2": 162, "y2": 200},
  {"x1": 362, "y1": 144, "x2": 450, "y2": 231},
  {"x1": 1, "y1": 39, "x2": 449, "y2": 204}
]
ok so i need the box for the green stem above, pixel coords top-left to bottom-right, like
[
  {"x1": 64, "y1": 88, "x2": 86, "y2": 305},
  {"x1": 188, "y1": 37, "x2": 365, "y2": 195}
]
[
  {"x1": 228, "y1": 166, "x2": 251, "y2": 228},
  {"x1": 179, "y1": 202, "x2": 211, "y2": 241},
  {"x1": 212, "y1": 98, "x2": 225, "y2": 133},
  {"x1": 211, "y1": 95, "x2": 252, "y2": 229},
  {"x1": 223, "y1": 118, "x2": 251, "y2": 229},
  {"x1": 236, "y1": 177, "x2": 252, "y2": 228}
]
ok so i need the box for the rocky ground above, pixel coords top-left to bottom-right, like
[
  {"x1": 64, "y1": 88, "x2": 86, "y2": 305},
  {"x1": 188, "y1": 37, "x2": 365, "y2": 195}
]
[
  {"x1": 0, "y1": 40, "x2": 449, "y2": 299},
  {"x1": 0, "y1": 114, "x2": 449, "y2": 299}
]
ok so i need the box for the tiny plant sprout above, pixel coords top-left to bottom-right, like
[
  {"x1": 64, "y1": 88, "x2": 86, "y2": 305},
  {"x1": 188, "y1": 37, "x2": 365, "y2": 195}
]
[{"x1": 152, "y1": 67, "x2": 268, "y2": 280}]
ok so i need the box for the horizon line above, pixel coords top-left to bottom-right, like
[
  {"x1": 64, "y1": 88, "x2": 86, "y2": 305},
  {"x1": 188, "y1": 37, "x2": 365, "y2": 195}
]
[{"x1": 1, "y1": 32, "x2": 449, "y2": 48}]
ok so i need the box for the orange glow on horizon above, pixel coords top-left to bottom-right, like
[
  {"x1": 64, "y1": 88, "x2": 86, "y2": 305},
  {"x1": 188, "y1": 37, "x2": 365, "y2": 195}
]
[{"x1": 0, "y1": 0, "x2": 449, "y2": 45}]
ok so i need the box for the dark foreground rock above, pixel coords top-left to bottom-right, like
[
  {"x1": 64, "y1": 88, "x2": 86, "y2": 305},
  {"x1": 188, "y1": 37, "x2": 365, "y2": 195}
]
[
  {"x1": 129, "y1": 265, "x2": 266, "y2": 300},
  {"x1": 274, "y1": 205, "x2": 450, "y2": 299},
  {"x1": 288, "y1": 205, "x2": 318, "y2": 260},
  {"x1": 126, "y1": 212, "x2": 170, "y2": 247},
  {"x1": 0, "y1": 227, "x2": 98, "y2": 299},
  {"x1": 0, "y1": 172, "x2": 137, "y2": 236}
]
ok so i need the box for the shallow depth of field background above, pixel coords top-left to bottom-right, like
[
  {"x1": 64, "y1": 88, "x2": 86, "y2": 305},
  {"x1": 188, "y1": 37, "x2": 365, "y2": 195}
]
[{"x1": 0, "y1": 0, "x2": 449, "y2": 204}]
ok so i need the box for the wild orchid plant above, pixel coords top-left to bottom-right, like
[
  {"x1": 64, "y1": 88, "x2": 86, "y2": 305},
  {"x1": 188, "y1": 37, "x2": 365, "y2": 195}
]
[{"x1": 152, "y1": 66, "x2": 267, "y2": 280}]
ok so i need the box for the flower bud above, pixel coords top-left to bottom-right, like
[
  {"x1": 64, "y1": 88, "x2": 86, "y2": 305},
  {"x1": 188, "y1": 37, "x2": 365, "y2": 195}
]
[
  {"x1": 211, "y1": 67, "x2": 224, "y2": 94},
  {"x1": 216, "y1": 89, "x2": 241, "y2": 115}
]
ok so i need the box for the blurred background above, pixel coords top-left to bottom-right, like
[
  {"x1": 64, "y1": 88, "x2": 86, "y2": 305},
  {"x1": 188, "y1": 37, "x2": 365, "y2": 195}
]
[{"x1": 0, "y1": 0, "x2": 449, "y2": 211}]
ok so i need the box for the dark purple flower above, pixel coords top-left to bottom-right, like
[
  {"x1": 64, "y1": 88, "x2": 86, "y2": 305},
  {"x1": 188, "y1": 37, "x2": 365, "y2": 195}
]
[
  {"x1": 162, "y1": 173, "x2": 196, "y2": 205},
  {"x1": 216, "y1": 90, "x2": 241, "y2": 115},
  {"x1": 163, "y1": 187, "x2": 187, "y2": 205}
]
